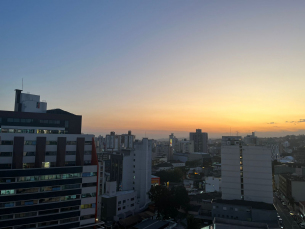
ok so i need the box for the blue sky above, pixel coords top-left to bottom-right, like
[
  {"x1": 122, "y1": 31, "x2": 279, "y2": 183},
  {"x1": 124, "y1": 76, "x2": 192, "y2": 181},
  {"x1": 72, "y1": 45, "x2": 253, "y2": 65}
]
[{"x1": 1, "y1": 1, "x2": 305, "y2": 139}]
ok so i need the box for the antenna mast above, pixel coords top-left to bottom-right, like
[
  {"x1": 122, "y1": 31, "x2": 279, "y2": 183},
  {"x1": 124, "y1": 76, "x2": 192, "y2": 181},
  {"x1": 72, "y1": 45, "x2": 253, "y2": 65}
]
[{"x1": 22, "y1": 78, "x2": 23, "y2": 90}]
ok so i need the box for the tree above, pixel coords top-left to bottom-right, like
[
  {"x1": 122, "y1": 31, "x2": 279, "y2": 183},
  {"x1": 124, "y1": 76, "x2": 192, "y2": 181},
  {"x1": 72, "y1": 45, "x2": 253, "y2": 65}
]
[
  {"x1": 155, "y1": 168, "x2": 184, "y2": 183},
  {"x1": 148, "y1": 185, "x2": 178, "y2": 219},
  {"x1": 148, "y1": 185, "x2": 190, "y2": 220},
  {"x1": 186, "y1": 215, "x2": 201, "y2": 229},
  {"x1": 185, "y1": 159, "x2": 202, "y2": 168},
  {"x1": 171, "y1": 186, "x2": 190, "y2": 213}
]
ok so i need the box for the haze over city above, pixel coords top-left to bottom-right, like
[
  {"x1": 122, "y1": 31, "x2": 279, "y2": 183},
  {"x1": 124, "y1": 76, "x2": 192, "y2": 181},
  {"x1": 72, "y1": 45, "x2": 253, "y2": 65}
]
[{"x1": 1, "y1": 0, "x2": 305, "y2": 139}]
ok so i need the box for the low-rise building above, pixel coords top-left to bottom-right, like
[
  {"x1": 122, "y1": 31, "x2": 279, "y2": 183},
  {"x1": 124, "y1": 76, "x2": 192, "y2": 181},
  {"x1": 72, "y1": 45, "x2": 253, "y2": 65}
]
[
  {"x1": 153, "y1": 163, "x2": 173, "y2": 172},
  {"x1": 168, "y1": 160, "x2": 185, "y2": 168},
  {"x1": 101, "y1": 181, "x2": 137, "y2": 222},
  {"x1": 211, "y1": 199, "x2": 277, "y2": 225},
  {"x1": 279, "y1": 174, "x2": 305, "y2": 203},
  {"x1": 205, "y1": 176, "x2": 221, "y2": 193}
]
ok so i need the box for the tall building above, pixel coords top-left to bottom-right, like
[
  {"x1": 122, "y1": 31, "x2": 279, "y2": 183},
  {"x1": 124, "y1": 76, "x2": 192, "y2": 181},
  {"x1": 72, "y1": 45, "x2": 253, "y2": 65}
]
[
  {"x1": 179, "y1": 139, "x2": 194, "y2": 154},
  {"x1": 100, "y1": 136, "x2": 152, "y2": 221},
  {"x1": 221, "y1": 136, "x2": 273, "y2": 204},
  {"x1": 190, "y1": 129, "x2": 208, "y2": 153},
  {"x1": 168, "y1": 133, "x2": 179, "y2": 161},
  {"x1": 0, "y1": 90, "x2": 100, "y2": 228}
]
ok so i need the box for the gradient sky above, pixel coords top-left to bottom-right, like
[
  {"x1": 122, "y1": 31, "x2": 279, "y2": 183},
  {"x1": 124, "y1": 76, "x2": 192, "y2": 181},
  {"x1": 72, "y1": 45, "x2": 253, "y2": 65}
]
[{"x1": 1, "y1": 1, "x2": 305, "y2": 139}]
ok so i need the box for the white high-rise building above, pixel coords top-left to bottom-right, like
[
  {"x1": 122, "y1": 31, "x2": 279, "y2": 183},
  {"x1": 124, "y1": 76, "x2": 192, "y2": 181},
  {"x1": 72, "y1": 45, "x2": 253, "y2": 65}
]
[
  {"x1": 221, "y1": 136, "x2": 273, "y2": 204},
  {"x1": 100, "y1": 137, "x2": 152, "y2": 221}
]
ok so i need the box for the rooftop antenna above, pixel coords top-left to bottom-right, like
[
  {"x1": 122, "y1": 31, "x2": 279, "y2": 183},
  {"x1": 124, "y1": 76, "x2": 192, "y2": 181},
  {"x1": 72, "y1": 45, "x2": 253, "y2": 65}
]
[
  {"x1": 230, "y1": 127, "x2": 231, "y2": 136},
  {"x1": 22, "y1": 78, "x2": 23, "y2": 90},
  {"x1": 236, "y1": 131, "x2": 239, "y2": 136}
]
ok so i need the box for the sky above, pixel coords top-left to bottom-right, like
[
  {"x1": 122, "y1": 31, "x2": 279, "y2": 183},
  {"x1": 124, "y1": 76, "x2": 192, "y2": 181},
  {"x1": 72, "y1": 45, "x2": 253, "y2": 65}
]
[{"x1": 1, "y1": 0, "x2": 305, "y2": 139}]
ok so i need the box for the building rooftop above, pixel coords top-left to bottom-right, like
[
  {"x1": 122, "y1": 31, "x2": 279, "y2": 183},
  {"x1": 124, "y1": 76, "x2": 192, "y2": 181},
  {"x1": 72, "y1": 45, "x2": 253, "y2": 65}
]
[
  {"x1": 133, "y1": 219, "x2": 170, "y2": 229},
  {"x1": 280, "y1": 174, "x2": 305, "y2": 182},
  {"x1": 213, "y1": 218, "x2": 268, "y2": 229},
  {"x1": 154, "y1": 163, "x2": 173, "y2": 168},
  {"x1": 46, "y1": 108, "x2": 76, "y2": 115},
  {"x1": 168, "y1": 160, "x2": 184, "y2": 163},
  {"x1": 212, "y1": 199, "x2": 275, "y2": 211}
]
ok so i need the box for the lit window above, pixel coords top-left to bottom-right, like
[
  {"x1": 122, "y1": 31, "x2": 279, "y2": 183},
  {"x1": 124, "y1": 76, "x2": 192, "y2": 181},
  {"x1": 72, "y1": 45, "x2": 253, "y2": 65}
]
[{"x1": 42, "y1": 162, "x2": 50, "y2": 168}]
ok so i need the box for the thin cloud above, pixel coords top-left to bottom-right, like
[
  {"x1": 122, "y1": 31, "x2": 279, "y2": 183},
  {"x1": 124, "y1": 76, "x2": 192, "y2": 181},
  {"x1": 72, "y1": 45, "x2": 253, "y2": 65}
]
[{"x1": 267, "y1": 122, "x2": 275, "y2": 124}]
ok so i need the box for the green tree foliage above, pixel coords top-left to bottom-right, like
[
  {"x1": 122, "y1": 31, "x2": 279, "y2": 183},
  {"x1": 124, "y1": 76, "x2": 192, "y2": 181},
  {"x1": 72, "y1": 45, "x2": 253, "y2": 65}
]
[
  {"x1": 155, "y1": 167, "x2": 184, "y2": 183},
  {"x1": 185, "y1": 159, "x2": 202, "y2": 168},
  {"x1": 186, "y1": 215, "x2": 201, "y2": 229},
  {"x1": 148, "y1": 185, "x2": 190, "y2": 220}
]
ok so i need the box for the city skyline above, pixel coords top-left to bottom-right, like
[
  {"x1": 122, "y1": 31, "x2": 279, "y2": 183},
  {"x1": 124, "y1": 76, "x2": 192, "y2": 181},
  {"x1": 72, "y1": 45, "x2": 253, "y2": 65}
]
[{"x1": 1, "y1": 1, "x2": 305, "y2": 139}]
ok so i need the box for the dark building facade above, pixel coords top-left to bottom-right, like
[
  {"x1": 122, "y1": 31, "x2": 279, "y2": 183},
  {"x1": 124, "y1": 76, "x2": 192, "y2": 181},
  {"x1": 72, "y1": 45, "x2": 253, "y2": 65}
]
[
  {"x1": 0, "y1": 90, "x2": 99, "y2": 229},
  {"x1": 190, "y1": 129, "x2": 208, "y2": 153}
]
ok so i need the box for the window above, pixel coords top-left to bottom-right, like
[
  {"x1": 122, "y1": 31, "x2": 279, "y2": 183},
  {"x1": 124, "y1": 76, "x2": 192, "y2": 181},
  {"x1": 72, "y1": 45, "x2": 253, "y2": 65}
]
[
  {"x1": 23, "y1": 163, "x2": 35, "y2": 169},
  {"x1": 46, "y1": 151, "x2": 57, "y2": 155},
  {"x1": 80, "y1": 215, "x2": 95, "y2": 220},
  {"x1": 63, "y1": 184, "x2": 80, "y2": 190},
  {"x1": 81, "y1": 204, "x2": 94, "y2": 209},
  {"x1": 65, "y1": 121, "x2": 69, "y2": 128},
  {"x1": 17, "y1": 188, "x2": 39, "y2": 194},
  {"x1": 81, "y1": 193, "x2": 96, "y2": 198},
  {"x1": 123, "y1": 200, "x2": 126, "y2": 204},
  {"x1": 84, "y1": 151, "x2": 92, "y2": 155},
  {"x1": 0, "y1": 190, "x2": 15, "y2": 195},
  {"x1": 65, "y1": 161, "x2": 76, "y2": 166},
  {"x1": 0, "y1": 202, "x2": 14, "y2": 208},
  {"x1": 66, "y1": 151, "x2": 76, "y2": 155},
  {"x1": 39, "y1": 197, "x2": 60, "y2": 203},
  {"x1": 118, "y1": 207, "x2": 121, "y2": 211},
  {"x1": 41, "y1": 186, "x2": 61, "y2": 192},
  {"x1": 16, "y1": 200, "x2": 38, "y2": 206},
  {"x1": 60, "y1": 217, "x2": 78, "y2": 224},
  {"x1": 0, "y1": 214, "x2": 13, "y2": 220},
  {"x1": 61, "y1": 206, "x2": 79, "y2": 212},
  {"x1": 123, "y1": 206, "x2": 125, "y2": 210},
  {"x1": 39, "y1": 209, "x2": 59, "y2": 215},
  {"x1": 42, "y1": 162, "x2": 50, "y2": 168},
  {"x1": 84, "y1": 160, "x2": 91, "y2": 165},
  {"x1": 24, "y1": 141, "x2": 36, "y2": 145},
  {"x1": 62, "y1": 173, "x2": 80, "y2": 179},
  {"x1": 1, "y1": 141, "x2": 13, "y2": 145},
  {"x1": 0, "y1": 178, "x2": 15, "y2": 183},
  {"x1": 85, "y1": 141, "x2": 92, "y2": 145},
  {"x1": 82, "y1": 182, "x2": 96, "y2": 188},
  {"x1": 118, "y1": 201, "x2": 121, "y2": 205},
  {"x1": 0, "y1": 152, "x2": 12, "y2": 156},
  {"x1": 131, "y1": 203, "x2": 134, "y2": 207},
  {"x1": 67, "y1": 141, "x2": 76, "y2": 145},
  {"x1": 38, "y1": 221, "x2": 58, "y2": 227},
  {"x1": 15, "y1": 223, "x2": 36, "y2": 228},
  {"x1": 15, "y1": 212, "x2": 37, "y2": 218},
  {"x1": 82, "y1": 172, "x2": 97, "y2": 177},
  {"x1": 61, "y1": 195, "x2": 79, "y2": 201},
  {"x1": 23, "y1": 152, "x2": 35, "y2": 156},
  {"x1": 17, "y1": 176, "x2": 39, "y2": 182},
  {"x1": 46, "y1": 141, "x2": 57, "y2": 145},
  {"x1": 223, "y1": 207, "x2": 227, "y2": 210},
  {"x1": 7, "y1": 118, "x2": 14, "y2": 122}
]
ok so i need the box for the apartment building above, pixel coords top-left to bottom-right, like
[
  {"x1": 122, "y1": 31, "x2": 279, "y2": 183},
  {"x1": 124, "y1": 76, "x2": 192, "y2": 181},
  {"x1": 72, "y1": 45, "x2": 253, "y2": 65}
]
[
  {"x1": 0, "y1": 90, "x2": 99, "y2": 229},
  {"x1": 221, "y1": 136, "x2": 273, "y2": 204}
]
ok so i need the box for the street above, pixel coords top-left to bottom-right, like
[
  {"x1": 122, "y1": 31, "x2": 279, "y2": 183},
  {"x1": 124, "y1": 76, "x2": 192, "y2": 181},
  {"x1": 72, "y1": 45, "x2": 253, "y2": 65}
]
[{"x1": 274, "y1": 196, "x2": 300, "y2": 229}]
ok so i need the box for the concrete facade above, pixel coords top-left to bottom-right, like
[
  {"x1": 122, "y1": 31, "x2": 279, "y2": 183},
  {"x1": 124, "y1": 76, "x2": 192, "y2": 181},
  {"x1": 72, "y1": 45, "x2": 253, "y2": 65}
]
[{"x1": 221, "y1": 136, "x2": 273, "y2": 204}]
